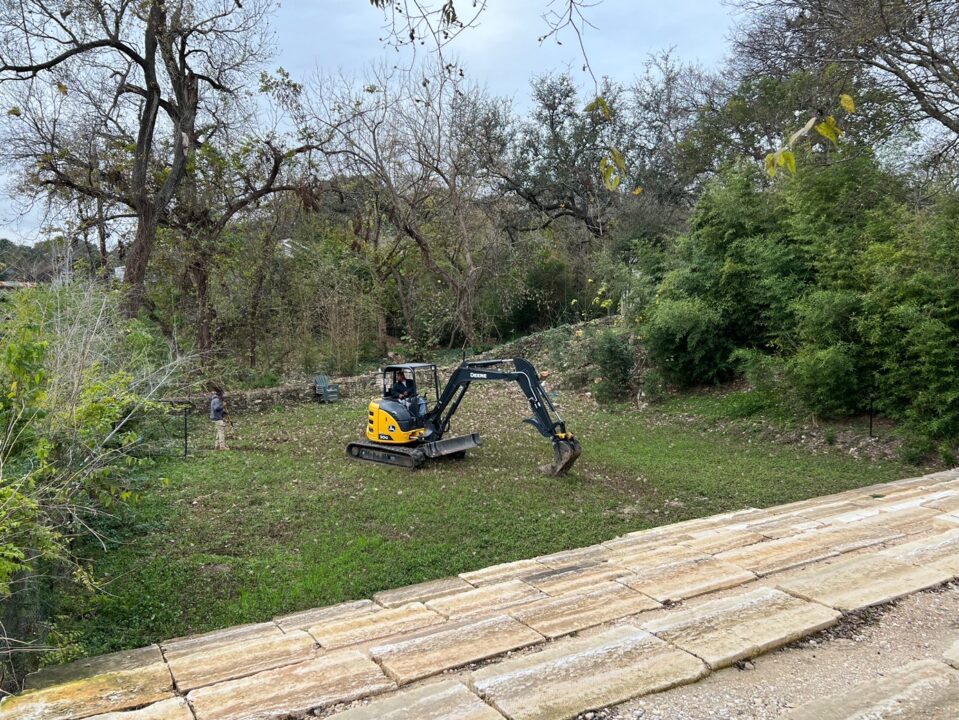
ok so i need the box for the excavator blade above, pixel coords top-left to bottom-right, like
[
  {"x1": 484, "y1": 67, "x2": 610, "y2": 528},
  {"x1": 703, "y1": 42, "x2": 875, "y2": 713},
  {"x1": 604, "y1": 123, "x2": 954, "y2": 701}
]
[
  {"x1": 541, "y1": 438, "x2": 582, "y2": 476},
  {"x1": 422, "y1": 433, "x2": 482, "y2": 459}
]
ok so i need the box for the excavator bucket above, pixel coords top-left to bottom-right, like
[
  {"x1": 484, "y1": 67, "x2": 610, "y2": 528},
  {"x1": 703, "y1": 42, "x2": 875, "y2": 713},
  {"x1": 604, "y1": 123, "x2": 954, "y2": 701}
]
[{"x1": 541, "y1": 438, "x2": 582, "y2": 476}]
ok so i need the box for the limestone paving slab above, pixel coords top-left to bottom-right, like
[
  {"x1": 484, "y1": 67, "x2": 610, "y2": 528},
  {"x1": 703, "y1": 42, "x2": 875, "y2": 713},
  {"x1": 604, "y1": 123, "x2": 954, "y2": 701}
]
[
  {"x1": 679, "y1": 528, "x2": 767, "y2": 554},
  {"x1": 601, "y1": 532, "x2": 688, "y2": 558},
  {"x1": 519, "y1": 561, "x2": 630, "y2": 596},
  {"x1": 863, "y1": 506, "x2": 943, "y2": 534},
  {"x1": 23, "y1": 645, "x2": 163, "y2": 691},
  {"x1": 736, "y1": 516, "x2": 824, "y2": 540},
  {"x1": 768, "y1": 495, "x2": 853, "y2": 520},
  {"x1": 510, "y1": 581, "x2": 660, "y2": 638},
  {"x1": 425, "y1": 579, "x2": 545, "y2": 619},
  {"x1": 785, "y1": 658, "x2": 959, "y2": 719},
  {"x1": 650, "y1": 507, "x2": 763, "y2": 534},
  {"x1": 715, "y1": 533, "x2": 839, "y2": 576},
  {"x1": 945, "y1": 639, "x2": 959, "y2": 670},
  {"x1": 934, "y1": 513, "x2": 959, "y2": 530},
  {"x1": 470, "y1": 624, "x2": 707, "y2": 720},
  {"x1": 459, "y1": 558, "x2": 549, "y2": 587},
  {"x1": 642, "y1": 586, "x2": 840, "y2": 669},
  {"x1": 274, "y1": 599, "x2": 377, "y2": 632},
  {"x1": 775, "y1": 500, "x2": 866, "y2": 521},
  {"x1": 328, "y1": 680, "x2": 504, "y2": 720},
  {"x1": 815, "y1": 519, "x2": 905, "y2": 553},
  {"x1": 617, "y1": 555, "x2": 756, "y2": 603},
  {"x1": 853, "y1": 486, "x2": 957, "y2": 510},
  {"x1": 309, "y1": 602, "x2": 445, "y2": 649},
  {"x1": 607, "y1": 544, "x2": 704, "y2": 572},
  {"x1": 601, "y1": 511, "x2": 761, "y2": 553},
  {"x1": 373, "y1": 576, "x2": 474, "y2": 608},
  {"x1": 775, "y1": 553, "x2": 951, "y2": 611},
  {"x1": 370, "y1": 615, "x2": 544, "y2": 685},
  {"x1": 810, "y1": 505, "x2": 882, "y2": 525},
  {"x1": 0, "y1": 662, "x2": 174, "y2": 720},
  {"x1": 879, "y1": 528, "x2": 959, "y2": 576},
  {"x1": 186, "y1": 650, "x2": 394, "y2": 720},
  {"x1": 873, "y1": 490, "x2": 958, "y2": 514},
  {"x1": 87, "y1": 699, "x2": 194, "y2": 720},
  {"x1": 166, "y1": 628, "x2": 317, "y2": 692},
  {"x1": 534, "y1": 544, "x2": 611, "y2": 569},
  {"x1": 161, "y1": 621, "x2": 283, "y2": 659},
  {"x1": 923, "y1": 494, "x2": 959, "y2": 514}
]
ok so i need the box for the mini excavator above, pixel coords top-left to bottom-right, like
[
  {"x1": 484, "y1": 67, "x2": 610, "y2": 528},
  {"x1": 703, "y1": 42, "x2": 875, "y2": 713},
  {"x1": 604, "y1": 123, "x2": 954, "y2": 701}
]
[{"x1": 346, "y1": 358, "x2": 581, "y2": 475}]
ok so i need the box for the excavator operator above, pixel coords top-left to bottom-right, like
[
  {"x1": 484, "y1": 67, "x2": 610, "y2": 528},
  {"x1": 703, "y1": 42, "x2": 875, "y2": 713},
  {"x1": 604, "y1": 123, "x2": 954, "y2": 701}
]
[
  {"x1": 392, "y1": 370, "x2": 426, "y2": 418},
  {"x1": 391, "y1": 371, "x2": 415, "y2": 399}
]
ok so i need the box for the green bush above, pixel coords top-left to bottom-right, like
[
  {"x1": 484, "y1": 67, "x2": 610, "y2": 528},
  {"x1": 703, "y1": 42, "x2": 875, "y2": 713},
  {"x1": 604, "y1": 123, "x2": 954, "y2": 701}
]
[
  {"x1": 644, "y1": 298, "x2": 732, "y2": 386},
  {"x1": 731, "y1": 348, "x2": 783, "y2": 393},
  {"x1": 792, "y1": 290, "x2": 861, "y2": 346},
  {"x1": 589, "y1": 329, "x2": 635, "y2": 403},
  {"x1": 787, "y1": 344, "x2": 860, "y2": 417},
  {"x1": 0, "y1": 285, "x2": 176, "y2": 681}
]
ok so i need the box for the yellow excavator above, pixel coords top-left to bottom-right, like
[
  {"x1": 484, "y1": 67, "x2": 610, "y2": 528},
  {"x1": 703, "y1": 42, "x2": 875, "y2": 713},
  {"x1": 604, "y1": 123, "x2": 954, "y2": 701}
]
[{"x1": 346, "y1": 358, "x2": 581, "y2": 475}]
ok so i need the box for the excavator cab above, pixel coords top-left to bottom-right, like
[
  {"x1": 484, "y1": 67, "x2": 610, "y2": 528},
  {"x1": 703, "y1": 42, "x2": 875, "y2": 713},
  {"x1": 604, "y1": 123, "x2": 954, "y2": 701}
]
[
  {"x1": 368, "y1": 363, "x2": 439, "y2": 443},
  {"x1": 348, "y1": 358, "x2": 581, "y2": 475},
  {"x1": 382, "y1": 363, "x2": 438, "y2": 419}
]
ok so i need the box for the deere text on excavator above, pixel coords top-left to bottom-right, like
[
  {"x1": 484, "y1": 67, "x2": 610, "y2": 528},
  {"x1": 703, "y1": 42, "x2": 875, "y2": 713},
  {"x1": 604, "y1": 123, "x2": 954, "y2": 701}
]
[{"x1": 346, "y1": 358, "x2": 581, "y2": 475}]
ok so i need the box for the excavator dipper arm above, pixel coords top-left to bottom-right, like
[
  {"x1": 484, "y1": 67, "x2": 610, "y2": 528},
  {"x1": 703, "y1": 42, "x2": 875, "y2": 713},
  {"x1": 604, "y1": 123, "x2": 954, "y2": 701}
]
[{"x1": 426, "y1": 358, "x2": 581, "y2": 475}]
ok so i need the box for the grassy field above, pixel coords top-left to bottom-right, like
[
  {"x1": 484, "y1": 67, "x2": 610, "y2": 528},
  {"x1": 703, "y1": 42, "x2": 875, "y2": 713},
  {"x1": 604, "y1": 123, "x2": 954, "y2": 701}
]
[{"x1": 58, "y1": 386, "x2": 922, "y2": 659}]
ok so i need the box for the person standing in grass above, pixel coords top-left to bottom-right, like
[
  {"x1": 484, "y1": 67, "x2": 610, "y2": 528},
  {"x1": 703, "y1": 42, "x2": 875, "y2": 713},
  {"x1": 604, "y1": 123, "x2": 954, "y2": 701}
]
[{"x1": 210, "y1": 388, "x2": 229, "y2": 450}]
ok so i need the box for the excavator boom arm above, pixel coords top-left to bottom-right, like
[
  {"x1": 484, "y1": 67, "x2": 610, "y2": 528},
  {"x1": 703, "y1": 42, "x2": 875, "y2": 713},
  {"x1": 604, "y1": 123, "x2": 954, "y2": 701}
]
[{"x1": 426, "y1": 358, "x2": 580, "y2": 475}]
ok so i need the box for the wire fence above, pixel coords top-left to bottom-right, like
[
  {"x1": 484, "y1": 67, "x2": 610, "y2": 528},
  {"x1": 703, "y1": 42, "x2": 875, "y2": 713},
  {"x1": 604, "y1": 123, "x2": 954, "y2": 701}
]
[{"x1": 133, "y1": 400, "x2": 208, "y2": 458}]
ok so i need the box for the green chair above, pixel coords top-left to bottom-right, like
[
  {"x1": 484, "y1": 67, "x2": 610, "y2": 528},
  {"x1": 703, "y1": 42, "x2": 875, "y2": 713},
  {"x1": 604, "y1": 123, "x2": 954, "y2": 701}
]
[{"x1": 313, "y1": 374, "x2": 340, "y2": 403}]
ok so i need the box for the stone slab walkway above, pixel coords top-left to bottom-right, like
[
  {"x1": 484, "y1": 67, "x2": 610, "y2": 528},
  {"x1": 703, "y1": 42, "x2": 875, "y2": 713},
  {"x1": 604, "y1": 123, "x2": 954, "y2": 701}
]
[{"x1": 5, "y1": 469, "x2": 959, "y2": 720}]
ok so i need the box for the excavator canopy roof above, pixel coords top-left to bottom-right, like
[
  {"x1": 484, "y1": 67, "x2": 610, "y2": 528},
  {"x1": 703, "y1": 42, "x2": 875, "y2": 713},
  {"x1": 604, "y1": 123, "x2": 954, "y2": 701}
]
[{"x1": 382, "y1": 363, "x2": 437, "y2": 372}]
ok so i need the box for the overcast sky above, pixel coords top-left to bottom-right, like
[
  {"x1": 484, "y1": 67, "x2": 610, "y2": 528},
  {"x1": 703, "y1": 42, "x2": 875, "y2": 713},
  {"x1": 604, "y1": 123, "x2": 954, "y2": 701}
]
[
  {"x1": 1, "y1": 0, "x2": 737, "y2": 245},
  {"x1": 273, "y1": 1, "x2": 736, "y2": 102}
]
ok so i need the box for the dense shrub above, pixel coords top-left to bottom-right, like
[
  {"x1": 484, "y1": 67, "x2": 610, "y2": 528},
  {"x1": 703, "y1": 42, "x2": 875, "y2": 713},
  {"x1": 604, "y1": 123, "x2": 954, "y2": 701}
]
[
  {"x1": 787, "y1": 344, "x2": 860, "y2": 417},
  {"x1": 0, "y1": 285, "x2": 176, "y2": 680},
  {"x1": 731, "y1": 348, "x2": 783, "y2": 394},
  {"x1": 792, "y1": 290, "x2": 862, "y2": 347},
  {"x1": 638, "y1": 154, "x2": 959, "y2": 457},
  {"x1": 644, "y1": 298, "x2": 732, "y2": 386},
  {"x1": 589, "y1": 329, "x2": 635, "y2": 402}
]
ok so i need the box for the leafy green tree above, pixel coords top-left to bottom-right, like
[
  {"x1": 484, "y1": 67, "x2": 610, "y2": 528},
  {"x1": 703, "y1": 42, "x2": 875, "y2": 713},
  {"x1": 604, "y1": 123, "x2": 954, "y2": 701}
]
[{"x1": 1, "y1": 285, "x2": 176, "y2": 674}]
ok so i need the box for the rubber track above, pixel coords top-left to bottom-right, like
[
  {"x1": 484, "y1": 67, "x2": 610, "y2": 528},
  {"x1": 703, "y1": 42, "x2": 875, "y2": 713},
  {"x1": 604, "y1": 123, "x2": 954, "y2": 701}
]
[{"x1": 346, "y1": 441, "x2": 426, "y2": 469}]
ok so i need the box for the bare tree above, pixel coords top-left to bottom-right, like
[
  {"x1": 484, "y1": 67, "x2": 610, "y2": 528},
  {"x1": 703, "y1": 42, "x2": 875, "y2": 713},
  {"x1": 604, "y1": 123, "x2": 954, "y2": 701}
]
[
  {"x1": 732, "y1": 0, "x2": 959, "y2": 137},
  {"x1": 307, "y1": 66, "x2": 510, "y2": 345},
  {"x1": 0, "y1": 0, "x2": 273, "y2": 312},
  {"x1": 166, "y1": 117, "x2": 316, "y2": 356},
  {"x1": 368, "y1": 0, "x2": 598, "y2": 74}
]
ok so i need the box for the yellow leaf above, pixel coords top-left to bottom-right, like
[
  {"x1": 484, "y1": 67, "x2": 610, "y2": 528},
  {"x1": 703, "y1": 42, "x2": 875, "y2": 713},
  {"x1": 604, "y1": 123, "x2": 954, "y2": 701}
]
[
  {"x1": 7, "y1": 106, "x2": 21, "y2": 117},
  {"x1": 56, "y1": 82, "x2": 68, "y2": 96},
  {"x1": 603, "y1": 173, "x2": 621, "y2": 191},
  {"x1": 610, "y1": 147, "x2": 627, "y2": 175},
  {"x1": 839, "y1": 93, "x2": 856, "y2": 113},
  {"x1": 782, "y1": 150, "x2": 796, "y2": 174},
  {"x1": 764, "y1": 153, "x2": 777, "y2": 177},
  {"x1": 632, "y1": 186, "x2": 644, "y2": 196},
  {"x1": 815, "y1": 115, "x2": 842, "y2": 146},
  {"x1": 585, "y1": 95, "x2": 612, "y2": 120}
]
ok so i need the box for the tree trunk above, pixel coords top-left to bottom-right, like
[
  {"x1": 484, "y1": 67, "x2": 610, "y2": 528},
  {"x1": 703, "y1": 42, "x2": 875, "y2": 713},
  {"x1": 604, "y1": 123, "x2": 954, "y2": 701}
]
[
  {"x1": 247, "y1": 231, "x2": 275, "y2": 369},
  {"x1": 375, "y1": 305, "x2": 389, "y2": 356},
  {"x1": 96, "y1": 196, "x2": 109, "y2": 281},
  {"x1": 122, "y1": 206, "x2": 157, "y2": 314},
  {"x1": 190, "y1": 261, "x2": 213, "y2": 358}
]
